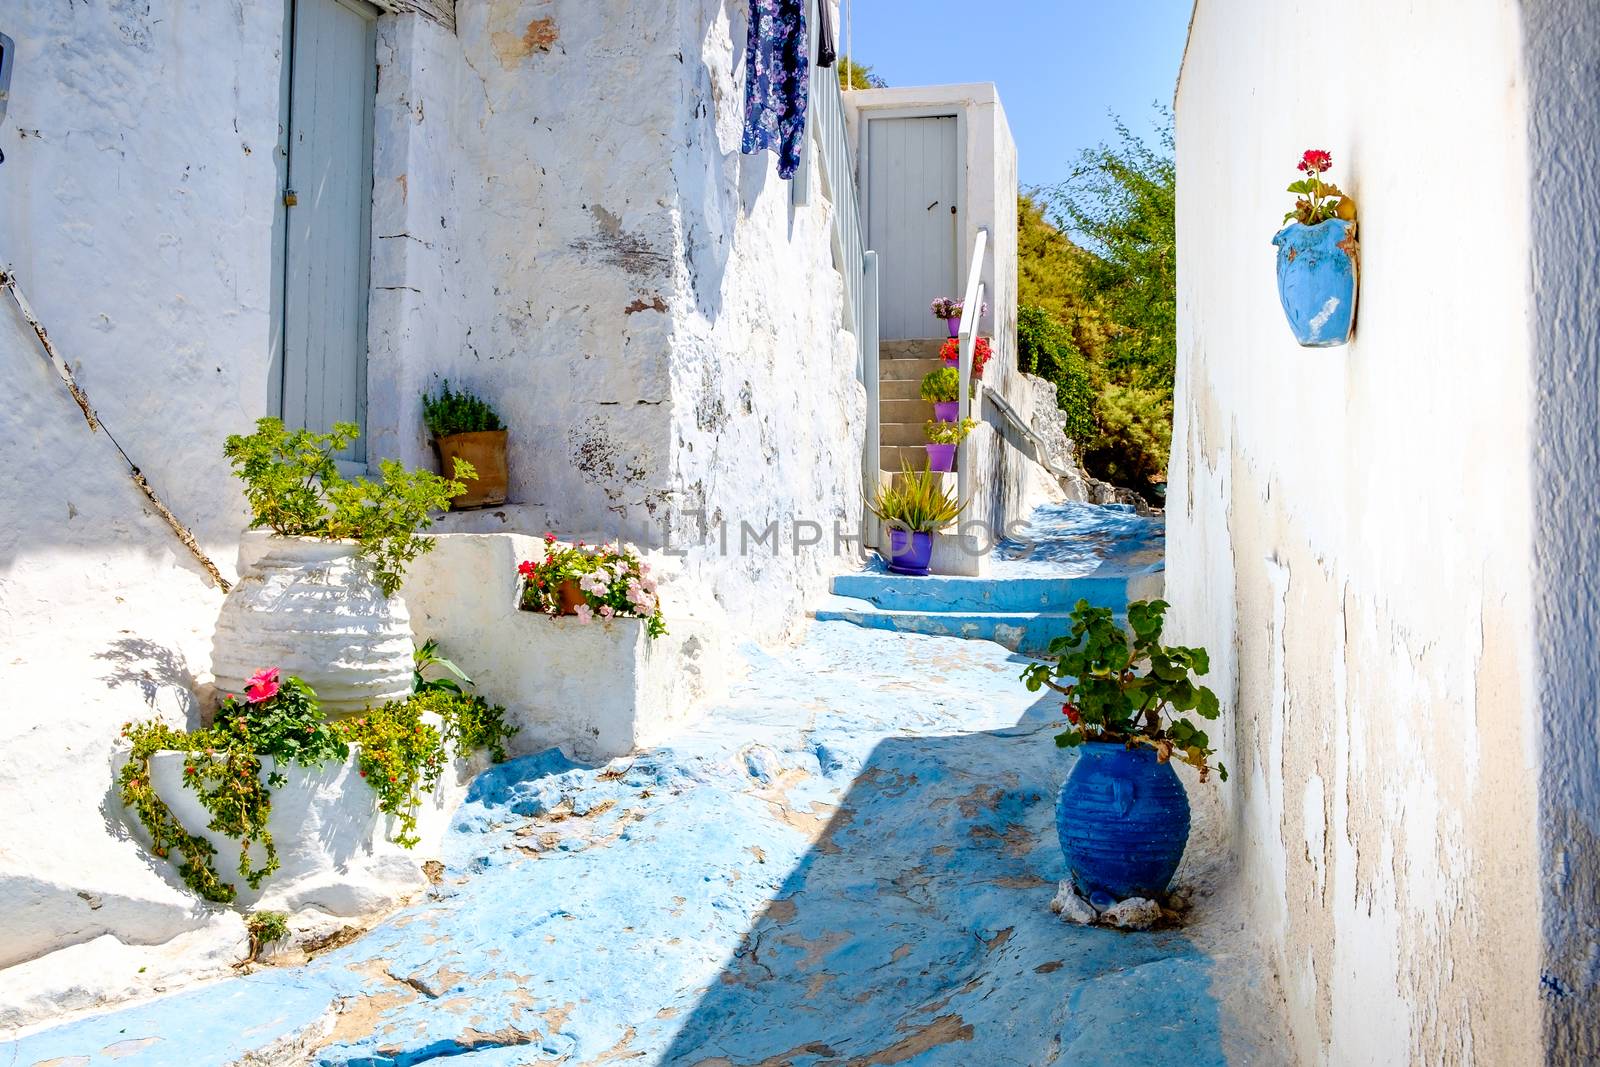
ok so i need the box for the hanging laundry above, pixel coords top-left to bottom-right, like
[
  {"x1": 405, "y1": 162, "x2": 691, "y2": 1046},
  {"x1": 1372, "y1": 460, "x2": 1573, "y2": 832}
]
[
  {"x1": 817, "y1": 0, "x2": 837, "y2": 67},
  {"x1": 741, "y1": 0, "x2": 809, "y2": 179}
]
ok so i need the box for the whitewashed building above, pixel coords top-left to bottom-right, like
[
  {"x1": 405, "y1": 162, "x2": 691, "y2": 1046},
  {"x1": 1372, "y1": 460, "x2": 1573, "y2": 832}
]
[{"x1": 0, "y1": 0, "x2": 1069, "y2": 1023}]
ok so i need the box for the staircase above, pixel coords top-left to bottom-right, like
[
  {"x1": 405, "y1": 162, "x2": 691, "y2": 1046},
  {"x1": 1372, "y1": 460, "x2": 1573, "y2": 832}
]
[
  {"x1": 878, "y1": 339, "x2": 946, "y2": 473},
  {"x1": 814, "y1": 502, "x2": 1166, "y2": 655}
]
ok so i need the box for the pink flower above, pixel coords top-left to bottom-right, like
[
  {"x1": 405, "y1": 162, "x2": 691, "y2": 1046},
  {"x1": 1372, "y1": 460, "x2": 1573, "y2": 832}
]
[
  {"x1": 573, "y1": 604, "x2": 594, "y2": 625},
  {"x1": 598, "y1": 604, "x2": 615, "y2": 619},
  {"x1": 245, "y1": 667, "x2": 280, "y2": 704},
  {"x1": 1298, "y1": 149, "x2": 1332, "y2": 173}
]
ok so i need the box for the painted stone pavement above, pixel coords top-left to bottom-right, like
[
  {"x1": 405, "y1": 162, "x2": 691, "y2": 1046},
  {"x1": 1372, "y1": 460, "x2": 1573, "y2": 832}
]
[{"x1": 9, "y1": 611, "x2": 1268, "y2": 1065}]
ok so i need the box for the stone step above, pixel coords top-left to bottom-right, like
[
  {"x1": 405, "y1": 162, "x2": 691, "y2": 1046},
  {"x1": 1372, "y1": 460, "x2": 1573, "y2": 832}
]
[
  {"x1": 810, "y1": 594, "x2": 1076, "y2": 655},
  {"x1": 879, "y1": 444, "x2": 946, "y2": 472},
  {"x1": 882, "y1": 398, "x2": 935, "y2": 424},
  {"x1": 880, "y1": 356, "x2": 944, "y2": 382},
  {"x1": 881, "y1": 338, "x2": 949, "y2": 362},
  {"x1": 831, "y1": 571, "x2": 1133, "y2": 616},
  {"x1": 881, "y1": 422, "x2": 937, "y2": 447},
  {"x1": 882, "y1": 378, "x2": 925, "y2": 401}
]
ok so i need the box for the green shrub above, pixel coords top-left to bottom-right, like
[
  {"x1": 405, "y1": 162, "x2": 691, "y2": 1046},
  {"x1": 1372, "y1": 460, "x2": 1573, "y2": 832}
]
[
  {"x1": 1018, "y1": 302, "x2": 1098, "y2": 445},
  {"x1": 919, "y1": 367, "x2": 959, "y2": 403},
  {"x1": 1021, "y1": 599, "x2": 1225, "y2": 782},
  {"x1": 223, "y1": 419, "x2": 469, "y2": 597},
  {"x1": 422, "y1": 381, "x2": 502, "y2": 437},
  {"x1": 246, "y1": 911, "x2": 290, "y2": 960},
  {"x1": 923, "y1": 418, "x2": 976, "y2": 445}
]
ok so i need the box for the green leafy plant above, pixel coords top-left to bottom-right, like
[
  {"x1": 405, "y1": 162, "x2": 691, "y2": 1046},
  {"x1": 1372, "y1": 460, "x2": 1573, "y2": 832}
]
[
  {"x1": 919, "y1": 367, "x2": 959, "y2": 404},
  {"x1": 1018, "y1": 302, "x2": 1098, "y2": 444},
  {"x1": 422, "y1": 381, "x2": 503, "y2": 438},
  {"x1": 924, "y1": 418, "x2": 976, "y2": 445},
  {"x1": 1284, "y1": 149, "x2": 1356, "y2": 226},
  {"x1": 245, "y1": 910, "x2": 290, "y2": 961},
  {"x1": 412, "y1": 688, "x2": 518, "y2": 765},
  {"x1": 1020, "y1": 599, "x2": 1226, "y2": 782},
  {"x1": 335, "y1": 701, "x2": 444, "y2": 849},
  {"x1": 867, "y1": 465, "x2": 965, "y2": 534},
  {"x1": 414, "y1": 637, "x2": 472, "y2": 696},
  {"x1": 223, "y1": 418, "x2": 470, "y2": 596},
  {"x1": 518, "y1": 536, "x2": 667, "y2": 638}
]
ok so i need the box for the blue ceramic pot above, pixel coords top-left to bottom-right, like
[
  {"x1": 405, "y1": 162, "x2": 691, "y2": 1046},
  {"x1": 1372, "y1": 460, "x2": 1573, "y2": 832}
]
[
  {"x1": 882, "y1": 529, "x2": 932, "y2": 576},
  {"x1": 1272, "y1": 218, "x2": 1359, "y2": 347},
  {"x1": 1056, "y1": 742, "x2": 1190, "y2": 901}
]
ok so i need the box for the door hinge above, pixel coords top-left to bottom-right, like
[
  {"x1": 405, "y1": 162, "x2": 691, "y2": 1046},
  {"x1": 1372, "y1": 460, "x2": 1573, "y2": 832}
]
[{"x1": 283, "y1": 189, "x2": 298, "y2": 207}]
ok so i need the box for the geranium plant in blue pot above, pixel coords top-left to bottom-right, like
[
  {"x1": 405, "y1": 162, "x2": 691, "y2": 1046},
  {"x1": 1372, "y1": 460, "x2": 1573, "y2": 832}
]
[
  {"x1": 1021, "y1": 599, "x2": 1224, "y2": 904},
  {"x1": 1273, "y1": 149, "x2": 1359, "y2": 347}
]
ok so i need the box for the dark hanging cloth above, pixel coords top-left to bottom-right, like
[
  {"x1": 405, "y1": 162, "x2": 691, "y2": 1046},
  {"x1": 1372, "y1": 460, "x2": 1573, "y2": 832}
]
[
  {"x1": 817, "y1": 0, "x2": 837, "y2": 67},
  {"x1": 741, "y1": 0, "x2": 810, "y2": 179}
]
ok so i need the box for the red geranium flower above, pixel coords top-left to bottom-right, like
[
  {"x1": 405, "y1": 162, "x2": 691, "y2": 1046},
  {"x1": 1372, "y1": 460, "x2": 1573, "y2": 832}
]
[
  {"x1": 1298, "y1": 149, "x2": 1332, "y2": 173},
  {"x1": 517, "y1": 560, "x2": 538, "y2": 578},
  {"x1": 1062, "y1": 703, "x2": 1081, "y2": 725},
  {"x1": 244, "y1": 667, "x2": 280, "y2": 704}
]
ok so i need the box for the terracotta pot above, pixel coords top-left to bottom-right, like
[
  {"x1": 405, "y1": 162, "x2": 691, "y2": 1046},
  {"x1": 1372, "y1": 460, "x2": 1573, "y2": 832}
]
[
  {"x1": 556, "y1": 580, "x2": 587, "y2": 615},
  {"x1": 436, "y1": 430, "x2": 508, "y2": 509}
]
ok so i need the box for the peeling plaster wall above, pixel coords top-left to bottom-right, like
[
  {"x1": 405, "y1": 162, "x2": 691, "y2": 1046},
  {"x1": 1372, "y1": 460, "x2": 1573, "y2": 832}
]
[{"x1": 1171, "y1": 1, "x2": 1545, "y2": 1062}]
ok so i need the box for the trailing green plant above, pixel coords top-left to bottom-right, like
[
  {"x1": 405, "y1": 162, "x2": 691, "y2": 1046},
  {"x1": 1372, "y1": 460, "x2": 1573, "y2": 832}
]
[
  {"x1": 518, "y1": 536, "x2": 666, "y2": 638},
  {"x1": 919, "y1": 367, "x2": 959, "y2": 404},
  {"x1": 923, "y1": 418, "x2": 976, "y2": 445},
  {"x1": 332, "y1": 685, "x2": 516, "y2": 847},
  {"x1": 422, "y1": 381, "x2": 503, "y2": 438},
  {"x1": 867, "y1": 464, "x2": 965, "y2": 534},
  {"x1": 118, "y1": 663, "x2": 514, "y2": 901},
  {"x1": 245, "y1": 910, "x2": 290, "y2": 961},
  {"x1": 335, "y1": 701, "x2": 444, "y2": 849},
  {"x1": 223, "y1": 418, "x2": 470, "y2": 596},
  {"x1": 414, "y1": 637, "x2": 472, "y2": 696},
  {"x1": 1020, "y1": 599, "x2": 1226, "y2": 782},
  {"x1": 411, "y1": 688, "x2": 518, "y2": 765}
]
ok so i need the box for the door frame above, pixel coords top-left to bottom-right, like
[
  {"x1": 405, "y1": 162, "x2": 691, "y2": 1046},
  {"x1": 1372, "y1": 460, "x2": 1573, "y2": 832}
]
[
  {"x1": 856, "y1": 106, "x2": 969, "y2": 325},
  {"x1": 268, "y1": 0, "x2": 381, "y2": 469}
]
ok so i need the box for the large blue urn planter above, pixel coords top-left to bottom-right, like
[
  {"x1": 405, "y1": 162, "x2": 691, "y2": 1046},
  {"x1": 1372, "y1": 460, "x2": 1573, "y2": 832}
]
[
  {"x1": 1272, "y1": 218, "x2": 1359, "y2": 347},
  {"x1": 1056, "y1": 742, "x2": 1190, "y2": 901}
]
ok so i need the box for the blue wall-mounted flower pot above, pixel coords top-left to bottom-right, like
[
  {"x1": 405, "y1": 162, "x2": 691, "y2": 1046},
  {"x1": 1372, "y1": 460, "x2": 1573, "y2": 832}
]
[
  {"x1": 1056, "y1": 742, "x2": 1190, "y2": 901},
  {"x1": 1272, "y1": 218, "x2": 1359, "y2": 347}
]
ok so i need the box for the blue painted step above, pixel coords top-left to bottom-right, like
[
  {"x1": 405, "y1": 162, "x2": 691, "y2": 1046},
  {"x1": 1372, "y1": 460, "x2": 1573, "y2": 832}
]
[
  {"x1": 811, "y1": 594, "x2": 1077, "y2": 655},
  {"x1": 830, "y1": 571, "x2": 1132, "y2": 614}
]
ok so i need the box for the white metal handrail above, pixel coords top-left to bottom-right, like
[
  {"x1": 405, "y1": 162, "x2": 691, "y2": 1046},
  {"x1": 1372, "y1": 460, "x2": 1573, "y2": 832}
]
[{"x1": 955, "y1": 227, "x2": 989, "y2": 528}]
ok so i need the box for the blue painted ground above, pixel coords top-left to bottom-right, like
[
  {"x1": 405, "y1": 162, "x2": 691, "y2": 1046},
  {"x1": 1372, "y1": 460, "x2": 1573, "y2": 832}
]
[{"x1": 8, "y1": 507, "x2": 1263, "y2": 1067}]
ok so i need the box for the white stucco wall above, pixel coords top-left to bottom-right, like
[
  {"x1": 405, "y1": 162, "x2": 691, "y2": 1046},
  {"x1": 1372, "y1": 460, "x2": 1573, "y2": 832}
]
[
  {"x1": 0, "y1": 0, "x2": 863, "y2": 1003},
  {"x1": 1170, "y1": 1, "x2": 1561, "y2": 1062}
]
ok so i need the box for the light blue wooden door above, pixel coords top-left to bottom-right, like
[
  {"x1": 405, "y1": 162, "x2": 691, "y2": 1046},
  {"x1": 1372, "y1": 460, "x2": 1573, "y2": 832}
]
[
  {"x1": 866, "y1": 115, "x2": 960, "y2": 340},
  {"x1": 279, "y1": 0, "x2": 377, "y2": 462}
]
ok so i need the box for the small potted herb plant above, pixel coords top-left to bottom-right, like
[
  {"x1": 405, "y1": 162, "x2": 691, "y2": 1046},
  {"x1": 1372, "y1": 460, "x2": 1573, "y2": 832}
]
[
  {"x1": 920, "y1": 366, "x2": 960, "y2": 423},
  {"x1": 217, "y1": 420, "x2": 468, "y2": 714},
  {"x1": 866, "y1": 465, "x2": 964, "y2": 576},
  {"x1": 422, "y1": 382, "x2": 508, "y2": 508},
  {"x1": 1020, "y1": 599, "x2": 1225, "y2": 904},
  {"x1": 930, "y1": 297, "x2": 988, "y2": 338},
  {"x1": 1273, "y1": 149, "x2": 1359, "y2": 347},
  {"x1": 923, "y1": 417, "x2": 975, "y2": 472},
  {"x1": 518, "y1": 535, "x2": 666, "y2": 638}
]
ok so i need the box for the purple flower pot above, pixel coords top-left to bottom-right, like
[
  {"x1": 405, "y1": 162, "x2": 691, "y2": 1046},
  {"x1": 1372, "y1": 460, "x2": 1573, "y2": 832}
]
[
  {"x1": 933, "y1": 401, "x2": 959, "y2": 423},
  {"x1": 925, "y1": 443, "x2": 956, "y2": 472},
  {"x1": 946, "y1": 315, "x2": 961, "y2": 338},
  {"x1": 883, "y1": 529, "x2": 933, "y2": 576}
]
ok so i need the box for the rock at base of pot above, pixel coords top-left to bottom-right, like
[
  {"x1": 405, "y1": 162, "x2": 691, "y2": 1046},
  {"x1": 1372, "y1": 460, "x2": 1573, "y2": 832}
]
[
  {"x1": 1050, "y1": 880, "x2": 1170, "y2": 931},
  {"x1": 212, "y1": 534, "x2": 413, "y2": 716}
]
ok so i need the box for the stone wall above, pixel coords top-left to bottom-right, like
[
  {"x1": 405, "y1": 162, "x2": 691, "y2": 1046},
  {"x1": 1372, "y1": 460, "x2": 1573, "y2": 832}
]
[{"x1": 1169, "y1": 0, "x2": 1573, "y2": 1061}]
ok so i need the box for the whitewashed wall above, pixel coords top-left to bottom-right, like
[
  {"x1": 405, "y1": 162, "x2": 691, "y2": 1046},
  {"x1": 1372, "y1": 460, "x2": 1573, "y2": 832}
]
[
  {"x1": 0, "y1": 0, "x2": 862, "y2": 1007},
  {"x1": 1168, "y1": 0, "x2": 1599, "y2": 1061}
]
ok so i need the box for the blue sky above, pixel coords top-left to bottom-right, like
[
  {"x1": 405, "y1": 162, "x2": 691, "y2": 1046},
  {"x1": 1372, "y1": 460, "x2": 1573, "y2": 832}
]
[{"x1": 840, "y1": 1, "x2": 1192, "y2": 191}]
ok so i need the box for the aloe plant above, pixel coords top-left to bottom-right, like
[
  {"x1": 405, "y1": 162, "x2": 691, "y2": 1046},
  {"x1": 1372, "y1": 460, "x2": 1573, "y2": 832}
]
[{"x1": 867, "y1": 465, "x2": 964, "y2": 533}]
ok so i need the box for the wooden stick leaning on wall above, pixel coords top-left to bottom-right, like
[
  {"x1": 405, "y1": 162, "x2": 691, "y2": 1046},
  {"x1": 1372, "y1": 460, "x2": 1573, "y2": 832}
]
[{"x1": 0, "y1": 266, "x2": 232, "y2": 593}]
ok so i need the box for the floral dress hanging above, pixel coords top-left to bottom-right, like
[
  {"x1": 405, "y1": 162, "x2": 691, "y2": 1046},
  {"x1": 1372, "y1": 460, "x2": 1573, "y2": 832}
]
[{"x1": 741, "y1": 0, "x2": 810, "y2": 179}]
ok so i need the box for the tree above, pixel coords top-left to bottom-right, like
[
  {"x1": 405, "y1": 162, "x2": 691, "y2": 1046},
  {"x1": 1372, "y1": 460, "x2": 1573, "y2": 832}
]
[{"x1": 839, "y1": 58, "x2": 886, "y2": 90}]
